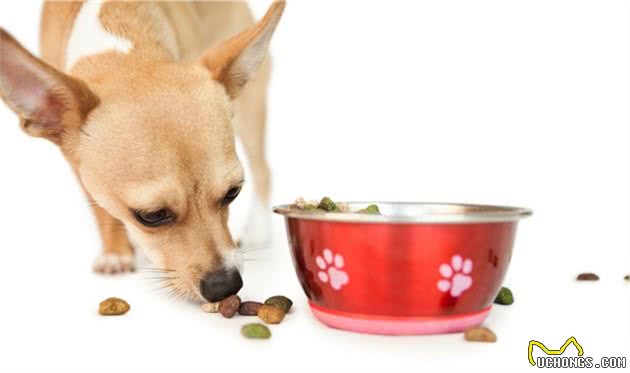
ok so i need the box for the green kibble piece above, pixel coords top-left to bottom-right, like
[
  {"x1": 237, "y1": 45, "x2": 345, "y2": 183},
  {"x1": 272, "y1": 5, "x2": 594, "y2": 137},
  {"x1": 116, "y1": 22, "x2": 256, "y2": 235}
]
[
  {"x1": 494, "y1": 286, "x2": 514, "y2": 305},
  {"x1": 264, "y1": 295, "x2": 293, "y2": 313},
  {"x1": 364, "y1": 204, "x2": 380, "y2": 214},
  {"x1": 625, "y1": 275, "x2": 629, "y2": 281},
  {"x1": 303, "y1": 204, "x2": 317, "y2": 211},
  {"x1": 358, "y1": 204, "x2": 381, "y2": 214},
  {"x1": 241, "y1": 323, "x2": 271, "y2": 339},
  {"x1": 318, "y1": 197, "x2": 339, "y2": 212}
]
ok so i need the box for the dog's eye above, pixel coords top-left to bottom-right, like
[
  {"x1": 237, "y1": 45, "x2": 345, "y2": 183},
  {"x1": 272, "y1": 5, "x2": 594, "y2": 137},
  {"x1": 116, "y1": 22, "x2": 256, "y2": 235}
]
[
  {"x1": 221, "y1": 185, "x2": 242, "y2": 206},
  {"x1": 133, "y1": 208, "x2": 175, "y2": 227}
]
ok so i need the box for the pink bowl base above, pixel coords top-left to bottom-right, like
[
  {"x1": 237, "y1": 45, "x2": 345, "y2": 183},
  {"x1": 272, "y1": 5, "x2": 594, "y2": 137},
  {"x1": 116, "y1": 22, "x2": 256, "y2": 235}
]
[{"x1": 309, "y1": 301, "x2": 492, "y2": 335}]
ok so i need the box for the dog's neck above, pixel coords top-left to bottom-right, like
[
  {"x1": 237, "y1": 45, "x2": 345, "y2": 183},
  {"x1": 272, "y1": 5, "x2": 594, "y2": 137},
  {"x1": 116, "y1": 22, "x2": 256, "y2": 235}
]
[{"x1": 65, "y1": 1, "x2": 179, "y2": 79}]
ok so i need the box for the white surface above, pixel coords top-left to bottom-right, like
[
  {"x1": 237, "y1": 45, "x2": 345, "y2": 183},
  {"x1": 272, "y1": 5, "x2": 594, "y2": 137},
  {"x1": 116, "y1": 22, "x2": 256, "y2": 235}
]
[{"x1": 1, "y1": 1, "x2": 629, "y2": 372}]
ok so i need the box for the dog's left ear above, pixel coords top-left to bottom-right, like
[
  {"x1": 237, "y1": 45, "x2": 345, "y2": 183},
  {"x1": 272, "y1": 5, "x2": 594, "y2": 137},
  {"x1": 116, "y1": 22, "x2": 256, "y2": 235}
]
[{"x1": 200, "y1": 1, "x2": 285, "y2": 99}]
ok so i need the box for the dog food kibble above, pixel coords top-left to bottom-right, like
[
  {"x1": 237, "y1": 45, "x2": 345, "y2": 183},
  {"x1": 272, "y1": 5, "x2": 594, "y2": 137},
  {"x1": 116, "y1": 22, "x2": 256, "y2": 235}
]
[
  {"x1": 239, "y1": 301, "x2": 263, "y2": 316},
  {"x1": 295, "y1": 197, "x2": 380, "y2": 215},
  {"x1": 464, "y1": 327, "x2": 497, "y2": 343},
  {"x1": 318, "y1": 197, "x2": 339, "y2": 212},
  {"x1": 494, "y1": 286, "x2": 514, "y2": 305},
  {"x1": 199, "y1": 294, "x2": 294, "y2": 338},
  {"x1": 241, "y1": 323, "x2": 272, "y2": 339},
  {"x1": 98, "y1": 297, "x2": 130, "y2": 316},
  {"x1": 624, "y1": 275, "x2": 629, "y2": 281},
  {"x1": 257, "y1": 305, "x2": 286, "y2": 324},
  {"x1": 358, "y1": 204, "x2": 380, "y2": 214},
  {"x1": 577, "y1": 273, "x2": 599, "y2": 281},
  {"x1": 201, "y1": 302, "x2": 220, "y2": 313},
  {"x1": 264, "y1": 295, "x2": 293, "y2": 313},
  {"x1": 294, "y1": 197, "x2": 306, "y2": 209},
  {"x1": 219, "y1": 295, "x2": 241, "y2": 318},
  {"x1": 295, "y1": 197, "x2": 318, "y2": 210},
  {"x1": 336, "y1": 202, "x2": 350, "y2": 212}
]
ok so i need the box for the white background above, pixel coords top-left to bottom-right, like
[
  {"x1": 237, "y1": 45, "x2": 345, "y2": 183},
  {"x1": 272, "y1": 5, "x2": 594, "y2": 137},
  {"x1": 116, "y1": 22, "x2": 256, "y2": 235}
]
[{"x1": 1, "y1": 1, "x2": 629, "y2": 372}]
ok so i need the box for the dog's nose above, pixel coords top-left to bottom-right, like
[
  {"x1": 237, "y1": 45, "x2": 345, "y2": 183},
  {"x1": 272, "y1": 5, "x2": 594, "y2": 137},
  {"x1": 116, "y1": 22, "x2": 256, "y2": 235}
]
[{"x1": 199, "y1": 268, "x2": 243, "y2": 302}]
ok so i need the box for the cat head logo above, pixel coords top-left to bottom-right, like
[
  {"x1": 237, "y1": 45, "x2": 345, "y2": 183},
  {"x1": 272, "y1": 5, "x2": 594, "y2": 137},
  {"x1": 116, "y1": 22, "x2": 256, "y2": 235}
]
[{"x1": 528, "y1": 337, "x2": 584, "y2": 366}]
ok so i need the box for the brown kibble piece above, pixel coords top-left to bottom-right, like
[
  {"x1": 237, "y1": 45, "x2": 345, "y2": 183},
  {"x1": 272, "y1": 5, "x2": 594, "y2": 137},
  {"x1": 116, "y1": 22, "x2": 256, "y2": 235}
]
[
  {"x1": 99, "y1": 297, "x2": 130, "y2": 316},
  {"x1": 257, "y1": 304, "x2": 286, "y2": 324},
  {"x1": 464, "y1": 327, "x2": 497, "y2": 343},
  {"x1": 201, "y1": 302, "x2": 220, "y2": 313},
  {"x1": 218, "y1": 295, "x2": 241, "y2": 318},
  {"x1": 576, "y1": 273, "x2": 599, "y2": 281},
  {"x1": 239, "y1": 301, "x2": 263, "y2": 316},
  {"x1": 624, "y1": 275, "x2": 629, "y2": 281}
]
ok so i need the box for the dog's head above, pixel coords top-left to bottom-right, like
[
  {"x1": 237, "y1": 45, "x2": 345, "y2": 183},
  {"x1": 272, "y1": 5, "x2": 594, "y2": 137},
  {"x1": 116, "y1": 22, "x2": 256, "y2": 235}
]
[{"x1": 0, "y1": 2, "x2": 284, "y2": 302}]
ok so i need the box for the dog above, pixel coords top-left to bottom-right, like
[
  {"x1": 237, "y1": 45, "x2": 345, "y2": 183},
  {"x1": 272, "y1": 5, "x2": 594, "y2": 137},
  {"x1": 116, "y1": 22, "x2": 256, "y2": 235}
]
[{"x1": 0, "y1": 1, "x2": 284, "y2": 302}]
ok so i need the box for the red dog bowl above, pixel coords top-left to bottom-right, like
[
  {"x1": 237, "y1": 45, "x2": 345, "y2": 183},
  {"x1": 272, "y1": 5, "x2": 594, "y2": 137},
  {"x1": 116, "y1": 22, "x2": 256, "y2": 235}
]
[{"x1": 273, "y1": 202, "x2": 531, "y2": 335}]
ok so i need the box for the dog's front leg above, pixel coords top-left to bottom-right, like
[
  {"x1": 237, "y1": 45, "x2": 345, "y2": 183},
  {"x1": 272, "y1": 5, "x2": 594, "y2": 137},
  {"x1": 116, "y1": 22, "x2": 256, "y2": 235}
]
[{"x1": 90, "y1": 203, "x2": 135, "y2": 274}]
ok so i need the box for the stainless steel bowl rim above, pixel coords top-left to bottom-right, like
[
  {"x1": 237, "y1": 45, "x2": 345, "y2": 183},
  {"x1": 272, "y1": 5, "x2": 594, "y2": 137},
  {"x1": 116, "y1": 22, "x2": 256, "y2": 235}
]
[{"x1": 273, "y1": 202, "x2": 532, "y2": 224}]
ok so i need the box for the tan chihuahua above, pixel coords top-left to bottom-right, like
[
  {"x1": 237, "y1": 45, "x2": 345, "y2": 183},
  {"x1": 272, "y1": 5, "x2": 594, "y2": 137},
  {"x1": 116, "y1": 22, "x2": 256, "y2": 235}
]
[{"x1": 0, "y1": 1, "x2": 284, "y2": 302}]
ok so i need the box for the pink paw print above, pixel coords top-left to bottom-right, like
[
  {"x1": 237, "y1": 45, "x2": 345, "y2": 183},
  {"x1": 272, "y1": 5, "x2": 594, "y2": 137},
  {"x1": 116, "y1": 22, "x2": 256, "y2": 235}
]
[
  {"x1": 437, "y1": 255, "x2": 473, "y2": 297},
  {"x1": 316, "y1": 248, "x2": 349, "y2": 290}
]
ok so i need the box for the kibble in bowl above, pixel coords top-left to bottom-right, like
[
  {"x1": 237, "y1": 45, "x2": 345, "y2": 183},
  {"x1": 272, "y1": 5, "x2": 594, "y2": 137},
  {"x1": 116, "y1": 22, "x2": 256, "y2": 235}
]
[{"x1": 274, "y1": 201, "x2": 531, "y2": 335}]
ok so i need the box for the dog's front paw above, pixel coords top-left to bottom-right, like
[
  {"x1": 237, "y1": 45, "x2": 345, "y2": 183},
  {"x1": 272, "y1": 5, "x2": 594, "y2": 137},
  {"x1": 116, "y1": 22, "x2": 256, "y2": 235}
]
[{"x1": 93, "y1": 253, "x2": 135, "y2": 274}]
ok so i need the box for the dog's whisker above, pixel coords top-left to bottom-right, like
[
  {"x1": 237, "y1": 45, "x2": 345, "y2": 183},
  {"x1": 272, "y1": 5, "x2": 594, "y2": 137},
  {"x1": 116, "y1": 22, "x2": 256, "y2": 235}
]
[
  {"x1": 139, "y1": 272, "x2": 175, "y2": 276},
  {"x1": 242, "y1": 252, "x2": 271, "y2": 257},
  {"x1": 142, "y1": 276, "x2": 178, "y2": 281},
  {"x1": 142, "y1": 276, "x2": 179, "y2": 280},
  {"x1": 243, "y1": 258, "x2": 271, "y2": 262},
  {"x1": 138, "y1": 269, "x2": 175, "y2": 274},
  {"x1": 137, "y1": 267, "x2": 176, "y2": 272},
  {"x1": 242, "y1": 251, "x2": 270, "y2": 256},
  {"x1": 239, "y1": 247, "x2": 269, "y2": 253},
  {"x1": 154, "y1": 283, "x2": 176, "y2": 292}
]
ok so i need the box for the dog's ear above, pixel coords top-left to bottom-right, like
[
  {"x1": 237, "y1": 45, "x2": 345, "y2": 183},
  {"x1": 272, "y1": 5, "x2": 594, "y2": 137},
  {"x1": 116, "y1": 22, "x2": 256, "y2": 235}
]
[
  {"x1": 200, "y1": 1, "x2": 285, "y2": 99},
  {"x1": 0, "y1": 28, "x2": 98, "y2": 144}
]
